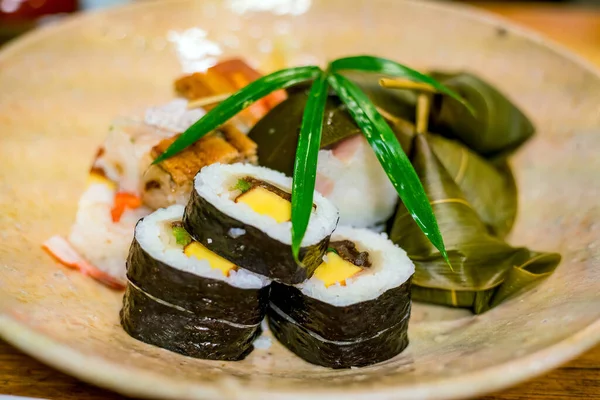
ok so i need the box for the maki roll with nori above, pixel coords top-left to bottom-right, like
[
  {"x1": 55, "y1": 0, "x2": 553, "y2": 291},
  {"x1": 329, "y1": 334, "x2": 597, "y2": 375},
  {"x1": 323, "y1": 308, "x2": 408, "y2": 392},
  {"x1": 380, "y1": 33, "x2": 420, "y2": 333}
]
[
  {"x1": 120, "y1": 205, "x2": 270, "y2": 360},
  {"x1": 183, "y1": 163, "x2": 339, "y2": 284},
  {"x1": 269, "y1": 227, "x2": 414, "y2": 369}
]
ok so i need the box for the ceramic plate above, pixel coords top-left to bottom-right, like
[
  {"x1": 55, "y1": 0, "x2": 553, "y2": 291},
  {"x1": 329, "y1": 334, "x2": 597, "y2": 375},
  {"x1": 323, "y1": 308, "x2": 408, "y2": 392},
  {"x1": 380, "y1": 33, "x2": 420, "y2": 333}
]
[{"x1": 1, "y1": 1, "x2": 599, "y2": 399}]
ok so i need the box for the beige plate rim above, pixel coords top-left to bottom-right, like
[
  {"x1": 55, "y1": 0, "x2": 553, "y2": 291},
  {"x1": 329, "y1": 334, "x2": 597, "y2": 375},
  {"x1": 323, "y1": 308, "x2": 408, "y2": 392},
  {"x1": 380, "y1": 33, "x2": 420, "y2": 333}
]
[
  {"x1": 1, "y1": 0, "x2": 600, "y2": 399},
  {"x1": 2, "y1": 315, "x2": 600, "y2": 399}
]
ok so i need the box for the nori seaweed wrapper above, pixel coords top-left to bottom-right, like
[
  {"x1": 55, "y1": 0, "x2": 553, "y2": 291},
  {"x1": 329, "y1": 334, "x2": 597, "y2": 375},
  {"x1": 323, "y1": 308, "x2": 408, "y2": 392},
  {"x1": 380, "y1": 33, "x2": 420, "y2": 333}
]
[
  {"x1": 183, "y1": 188, "x2": 331, "y2": 284},
  {"x1": 268, "y1": 303, "x2": 410, "y2": 369},
  {"x1": 270, "y1": 279, "x2": 411, "y2": 341},
  {"x1": 120, "y1": 283, "x2": 261, "y2": 361},
  {"x1": 126, "y1": 236, "x2": 269, "y2": 325}
]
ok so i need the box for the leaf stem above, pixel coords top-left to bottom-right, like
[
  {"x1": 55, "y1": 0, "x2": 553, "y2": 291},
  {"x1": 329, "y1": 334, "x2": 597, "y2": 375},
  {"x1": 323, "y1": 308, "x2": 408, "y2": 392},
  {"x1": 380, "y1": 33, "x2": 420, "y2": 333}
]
[
  {"x1": 416, "y1": 93, "x2": 432, "y2": 134},
  {"x1": 379, "y1": 78, "x2": 438, "y2": 93}
]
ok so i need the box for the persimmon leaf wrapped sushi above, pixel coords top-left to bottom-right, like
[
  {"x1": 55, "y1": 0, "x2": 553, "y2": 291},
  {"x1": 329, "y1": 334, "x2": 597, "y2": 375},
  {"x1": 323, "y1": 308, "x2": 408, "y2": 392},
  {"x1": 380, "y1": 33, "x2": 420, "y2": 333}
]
[
  {"x1": 269, "y1": 227, "x2": 414, "y2": 369},
  {"x1": 183, "y1": 163, "x2": 339, "y2": 284},
  {"x1": 248, "y1": 86, "x2": 412, "y2": 228},
  {"x1": 390, "y1": 135, "x2": 561, "y2": 314},
  {"x1": 427, "y1": 71, "x2": 536, "y2": 159},
  {"x1": 120, "y1": 205, "x2": 270, "y2": 360}
]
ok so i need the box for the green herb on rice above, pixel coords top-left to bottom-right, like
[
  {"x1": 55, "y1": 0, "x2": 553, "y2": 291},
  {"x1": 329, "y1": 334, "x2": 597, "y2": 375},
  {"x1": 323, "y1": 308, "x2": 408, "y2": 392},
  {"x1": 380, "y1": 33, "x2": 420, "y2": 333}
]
[
  {"x1": 172, "y1": 226, "x2": 192, "y2": 247},
  {"x1": 232, "y1": 179, "x2": 252, "y2": 194}
]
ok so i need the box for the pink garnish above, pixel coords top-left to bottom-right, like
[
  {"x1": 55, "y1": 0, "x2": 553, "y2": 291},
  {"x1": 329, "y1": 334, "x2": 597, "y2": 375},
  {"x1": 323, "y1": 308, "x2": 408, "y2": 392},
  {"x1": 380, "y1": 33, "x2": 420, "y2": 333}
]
[
  {"x1": 315, "y1": 173, "x2": 335, "y2": 197},
  {"x1": 331, "y1": 134, "x2": 364, "y2": 162},
  {"x1": 42, "y1": 236, "x2": 125, "y2": 290}
]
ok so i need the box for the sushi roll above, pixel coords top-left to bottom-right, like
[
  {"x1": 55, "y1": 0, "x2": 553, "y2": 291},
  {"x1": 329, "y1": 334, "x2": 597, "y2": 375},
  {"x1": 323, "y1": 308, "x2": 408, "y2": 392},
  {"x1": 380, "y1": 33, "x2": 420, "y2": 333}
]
[
  {"x1": 120, "y1": 205, "x2": 270, "y2": 361},
  {"x1": 183, "y1": 163, "x2": 339, "y2": 284},
  {"x1": 268, "y1": 227, "x2": 414, "y2": 369}
]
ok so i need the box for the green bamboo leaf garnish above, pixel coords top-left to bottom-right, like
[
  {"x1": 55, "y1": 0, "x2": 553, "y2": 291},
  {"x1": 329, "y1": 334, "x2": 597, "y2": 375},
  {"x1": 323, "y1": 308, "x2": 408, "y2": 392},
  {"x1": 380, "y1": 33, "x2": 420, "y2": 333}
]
[
  {"x1": 291, "y1": 72, "x2": 329, "y2": 260},
  {"x1": 153, "y1": 66, "x2": 322, "y2": 164},
  {"x1": 156, "y1": 56, "x2": 473, "y2": 266},
  {"x1": 327, "y1": 72, "x2": 450, "y2": 265},
  {"x1": 330, "y1": 55, "x2": 475, "y2": 115}
]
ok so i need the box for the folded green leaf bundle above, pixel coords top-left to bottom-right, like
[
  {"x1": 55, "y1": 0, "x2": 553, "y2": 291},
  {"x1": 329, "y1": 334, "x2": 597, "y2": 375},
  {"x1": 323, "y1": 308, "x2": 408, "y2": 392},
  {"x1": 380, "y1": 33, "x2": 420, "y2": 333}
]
[
  {"x1": 381, "y1": 72, "x2": 559, "y2": 312},
  {"x1": 390, "y1": 135, "x2": 560, "y2": 314},
  {"x1": 183, "y1": 163, "x2": 339, "y2": 284},
  {"x1": 269, "y1": 227, "x2": 413, "y2": 368},
  {"x1": 428, "y1": 72, "x2": 535, "y2": 159},
  {"x1": 120, "y1": 205, "x2": 270, "y2": 360}
]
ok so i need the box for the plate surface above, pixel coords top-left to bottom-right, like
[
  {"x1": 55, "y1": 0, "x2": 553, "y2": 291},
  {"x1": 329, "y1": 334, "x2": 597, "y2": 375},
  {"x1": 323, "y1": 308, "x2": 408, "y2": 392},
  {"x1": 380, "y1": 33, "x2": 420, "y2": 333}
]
[{"x1": 1, "y1": 1, "x2": 600, "y2": 399}]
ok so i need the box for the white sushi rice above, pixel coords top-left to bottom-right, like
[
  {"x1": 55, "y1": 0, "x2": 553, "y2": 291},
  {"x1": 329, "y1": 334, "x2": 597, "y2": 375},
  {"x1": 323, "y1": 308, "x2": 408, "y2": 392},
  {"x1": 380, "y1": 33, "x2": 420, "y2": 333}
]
[
  {"x1": 316, "y1": 135, "x2": 399, "y2": 228},
  {"x1": 298, "y1": 226, "x2": 414, "y2": 306},
  {"x1": 136, "y1": 205, "x2": 269, "y2": 289},
  {"x1": 68, "y1": 183, "x2": 150, "y2": 283},
  {"x1": 252, "y1": 336, "x2": 272, "y2": 350},
  {"x1": 194, "y1": 163, "x2": 339, "y2": 247}
]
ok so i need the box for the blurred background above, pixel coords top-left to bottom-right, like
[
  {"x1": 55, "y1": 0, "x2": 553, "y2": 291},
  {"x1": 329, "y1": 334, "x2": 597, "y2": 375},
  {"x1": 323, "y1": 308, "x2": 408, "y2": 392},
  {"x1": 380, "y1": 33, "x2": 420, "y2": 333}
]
[
  {"x1": 1, "y1": 0, "x2": 599, "y2": 46},
  {"x1": 5, "y1": 0, "x2": 598, "y2": 67}
]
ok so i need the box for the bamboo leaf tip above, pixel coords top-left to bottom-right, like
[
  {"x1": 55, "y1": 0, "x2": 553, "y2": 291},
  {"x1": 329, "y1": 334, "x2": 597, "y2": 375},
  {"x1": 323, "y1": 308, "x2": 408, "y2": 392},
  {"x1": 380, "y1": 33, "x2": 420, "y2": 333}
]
[
  {"x1": 442, "y1": 251, "x2": 454, "y2": 272},
  {"x1": 464, "y1": 101, "x2": 477, "y2": 116}
]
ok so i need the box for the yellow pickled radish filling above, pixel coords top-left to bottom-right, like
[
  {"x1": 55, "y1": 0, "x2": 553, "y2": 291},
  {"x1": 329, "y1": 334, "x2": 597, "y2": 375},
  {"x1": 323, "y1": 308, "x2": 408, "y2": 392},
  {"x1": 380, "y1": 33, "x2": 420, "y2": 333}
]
[
  {"x1": 236, "y1": 186, "x2": 291, "y2": 223},
  {"x1": 313, "y1": 252, "x2": 363, "y2": 288},
  {"x1": 184, "y1": 241, "x2": 238, "y2": 277}
]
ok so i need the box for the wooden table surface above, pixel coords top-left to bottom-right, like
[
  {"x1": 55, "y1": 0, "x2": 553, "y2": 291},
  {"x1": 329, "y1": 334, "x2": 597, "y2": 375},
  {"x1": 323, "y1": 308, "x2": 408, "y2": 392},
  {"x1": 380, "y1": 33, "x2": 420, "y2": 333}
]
[{"x1": 1, "y1": 2, "x2": 600, "y2": 400}]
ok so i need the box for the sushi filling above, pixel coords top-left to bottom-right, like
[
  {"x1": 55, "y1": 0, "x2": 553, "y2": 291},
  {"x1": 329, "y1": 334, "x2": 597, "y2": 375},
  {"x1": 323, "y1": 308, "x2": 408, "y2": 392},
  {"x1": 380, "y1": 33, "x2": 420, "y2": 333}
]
[
  {"x1": 184, "y1": 241, "x2": 238, "y2": 277},
  {"x1": 138, "y1": 205, "x2": 269, "y2": 288},
  {"x1": 183, "y1": 163, "x2": 338, "y2": 283},
  {"x1": 297, "y1": 227, "x2": 413, "y2": 306},
  {"x1": 233, "y1": 177, "x2": 293, "y2": 223},
  {"x1": 327, "y1": 240, "x2": 371, "y2": 268},
  {"x1": 166, "y1": 221, "x2": 239, "y2": 277},
  {"x1": 188, "y1": 163, "x2": 338, "y2": 247},
  {"x1": 315, "y1": 241, "x2": 372, "y2": 287},
  {"x1": 233, "y1": 177, "x2": 319, "y2": 223},
  {"x1": 233, "y1": 177, "x2": 292, "y2": 201}
]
